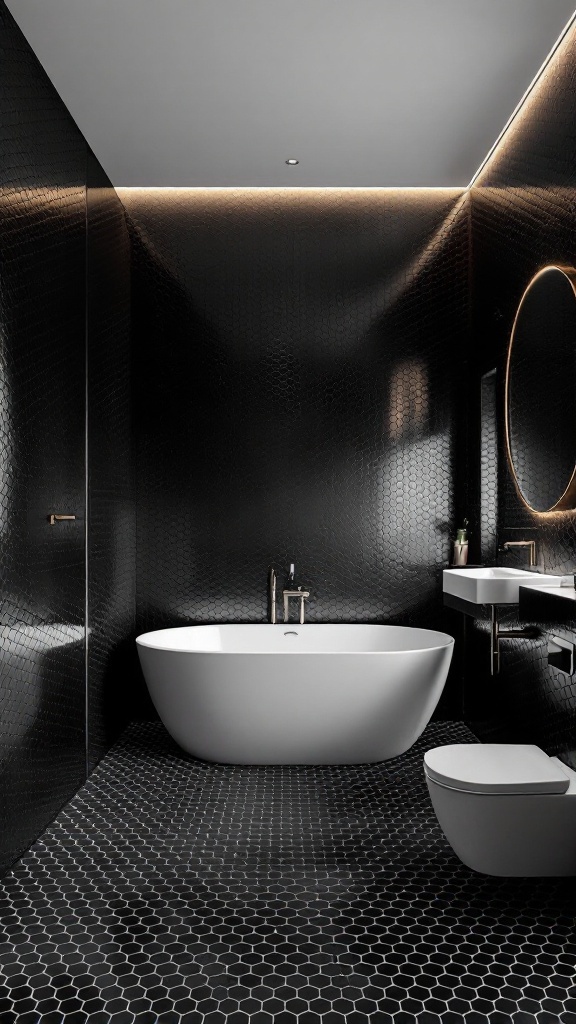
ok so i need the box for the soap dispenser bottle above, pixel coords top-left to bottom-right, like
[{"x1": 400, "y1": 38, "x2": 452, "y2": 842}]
[{"x1": 452, "y1": 519, "x2": 469, "y2": 566}]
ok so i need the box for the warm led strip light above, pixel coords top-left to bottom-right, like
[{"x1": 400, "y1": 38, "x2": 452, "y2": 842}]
[
  {"x1": 116, "y1": 186, "x2": 467, "y2": 191},
  {"x1": 504, "y1": 264, "x2": 576, "y2": 515},
  {"x1": 467, "y1": 8, "x2": 576, "y2": 188}
]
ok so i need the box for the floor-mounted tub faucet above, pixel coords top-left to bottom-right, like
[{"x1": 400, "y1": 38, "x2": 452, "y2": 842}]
[
  {"x1": 269, "y1": 564, "x2": 310, "y2": 623},
  {"x1": 282, "y1": 563, "x2": 310, "y2": 624}
]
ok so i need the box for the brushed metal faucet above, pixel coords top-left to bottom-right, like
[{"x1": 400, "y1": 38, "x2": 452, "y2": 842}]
[
  {"x1": 501, "y1": 540, "x2": 537, "y2": 568},
  {"x1": 269, "y1": 564, "x2": 310, "y2": 624},
  {"x1": 268, "y1": 566, "x2": 277, "y2": 623},
  {"x1": 282, "y1": 563, "x2": 309, "y2": 624},
  {"x1": 283, "y1": 588, "x2": 310, "y2": 624}
]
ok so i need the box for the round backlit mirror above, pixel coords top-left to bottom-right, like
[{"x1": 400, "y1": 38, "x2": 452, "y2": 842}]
[{"x1": 506, "y1": 265, "x2": 576, "y2": 513}]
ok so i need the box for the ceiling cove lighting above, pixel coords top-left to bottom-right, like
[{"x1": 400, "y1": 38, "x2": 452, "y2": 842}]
[
  {"x1": 116, "y1": 187, "x2": 468, "y2": 192},
  {"x1": 467, "y1": 9, "x2": 576, "y2": 188}
]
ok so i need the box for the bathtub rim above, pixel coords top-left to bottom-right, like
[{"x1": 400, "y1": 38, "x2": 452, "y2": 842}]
[{"x1": 135, "y1": 623, "x2": 455, "y2": 655}]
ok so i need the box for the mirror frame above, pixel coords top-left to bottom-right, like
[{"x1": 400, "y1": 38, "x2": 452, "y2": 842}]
[{"x1": 505, "y1": 264, "x2": 576, "y2": 514}]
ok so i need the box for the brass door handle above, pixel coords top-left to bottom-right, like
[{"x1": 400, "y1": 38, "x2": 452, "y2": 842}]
[{"x1": 48, "y1": 514, "x2": 76, "y2": 526}]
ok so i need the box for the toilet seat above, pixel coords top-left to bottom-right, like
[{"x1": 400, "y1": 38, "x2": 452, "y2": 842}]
[{"x1": 424, "y1": 743, "x2": 570, "y2": 795}]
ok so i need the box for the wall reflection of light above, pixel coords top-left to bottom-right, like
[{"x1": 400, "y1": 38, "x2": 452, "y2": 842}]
[
  {"x1": 118, "y1": 186, "x2": 469, "y2": 328},
  {"x1": 0, "y1": 625, "x2": 87, "y2": 748},
  {"x1": 0, "y1": 186, "x2": 87, "y2": 537},
  {"x1": 379, "y1": 430, "x2": 451, "y2": 615},
  {"x1": 388, "y1": 359, "x2": 429, "y2": 441},
  {"x1": 0, "y1": 354, "x2": 11, "y2": 535},
  {"x1": 381, "y1": 361, "x2": 449, "y2": 616}
]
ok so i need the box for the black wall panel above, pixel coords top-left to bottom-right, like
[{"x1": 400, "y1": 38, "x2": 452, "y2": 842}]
[
  {"x1": 0, "y1": 3, "x2": 134, "y2": 874},
  {"x1": 0, "y1": 2, "x2": 87, "y2": 873},
  {"x1": 86, "y1": 152, "x2": 135, "y2": 771},
  {"x1": 124, "y1": 187, "x2": 469, "y2": 715},
  {"x1": 466, "y1": 25, "x2": 576, "y2": 754}
]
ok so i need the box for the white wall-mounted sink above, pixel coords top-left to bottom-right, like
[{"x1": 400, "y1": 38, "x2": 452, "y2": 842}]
[{"x1": 443, "y1": 567, "x2": 561, "y2": 605}]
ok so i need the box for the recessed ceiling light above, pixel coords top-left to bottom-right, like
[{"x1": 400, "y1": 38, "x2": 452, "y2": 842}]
[{"x1": 285, "y1": 158, "x2": 299, "y2": 165}]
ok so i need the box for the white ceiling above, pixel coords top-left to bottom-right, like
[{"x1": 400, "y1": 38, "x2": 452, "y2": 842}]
[{"x1": 5, "y1": 0, "x2": 576, "y2": 187}]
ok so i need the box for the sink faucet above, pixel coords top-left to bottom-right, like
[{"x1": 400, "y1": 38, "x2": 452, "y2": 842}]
[{"x1": 501, "y1": 540, "x2": 537, "y2": 568}]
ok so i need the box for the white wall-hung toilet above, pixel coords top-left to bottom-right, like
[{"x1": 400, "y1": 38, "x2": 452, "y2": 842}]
[{"x1": 424, "y1": 743, "x2": 576, "y2": 876}]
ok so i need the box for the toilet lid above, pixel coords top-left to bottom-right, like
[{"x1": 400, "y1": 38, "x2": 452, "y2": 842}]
[{"x1": 424, "y1": 744, "x2": 570, "y2": 794}]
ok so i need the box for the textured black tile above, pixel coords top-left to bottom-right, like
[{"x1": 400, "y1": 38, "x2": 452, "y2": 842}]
[
  {"x1": 86, "y1": 151, "x2": 135, "y2": 770},
  {"x1": 0, "y1": 720, "x2": 574, "y2": 1021},
  {"x1": 0, "y1": 0, "x2": 135, "y2": 876},
  {"x1": 120, "y1": 187, "x2": 469, "y2": 716},
  {"x1": 466, "y1": 21, "x2": 576, "y2": 755},
  {"x1": 0, "y1": 0, "x2": 86, "y2": 874}
]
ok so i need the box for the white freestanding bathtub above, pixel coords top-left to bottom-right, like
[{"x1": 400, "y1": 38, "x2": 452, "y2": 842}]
[{"x1": 136, "y1": 624, "x2": 454, "y2": 764}]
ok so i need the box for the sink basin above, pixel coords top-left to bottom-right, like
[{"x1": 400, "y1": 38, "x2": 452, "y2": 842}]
[{"x1": 443, "y1": 567, "x2": 561, "y2": 605}]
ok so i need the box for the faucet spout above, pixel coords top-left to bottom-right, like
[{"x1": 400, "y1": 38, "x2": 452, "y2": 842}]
[{"x1": 501, "y1": 540, "x2": 537, "y2": 568}]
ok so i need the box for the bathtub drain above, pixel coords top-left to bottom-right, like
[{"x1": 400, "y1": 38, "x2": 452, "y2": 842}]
[{"x1": 284, "y1": 631, "x2": 298, "y2": 636}]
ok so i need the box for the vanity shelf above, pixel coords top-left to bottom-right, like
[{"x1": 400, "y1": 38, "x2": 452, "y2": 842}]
[
  {"x1": 443, "y1": 592, "x2": 489, "y2": 618},
  {"x1": 519, "y1": 584, "x2": 576, "y2": 626}
]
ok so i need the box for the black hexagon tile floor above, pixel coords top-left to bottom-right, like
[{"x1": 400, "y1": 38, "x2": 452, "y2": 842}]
[{"x1": 1, "y1": 720, "x2": 576, "y2": 1024}]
